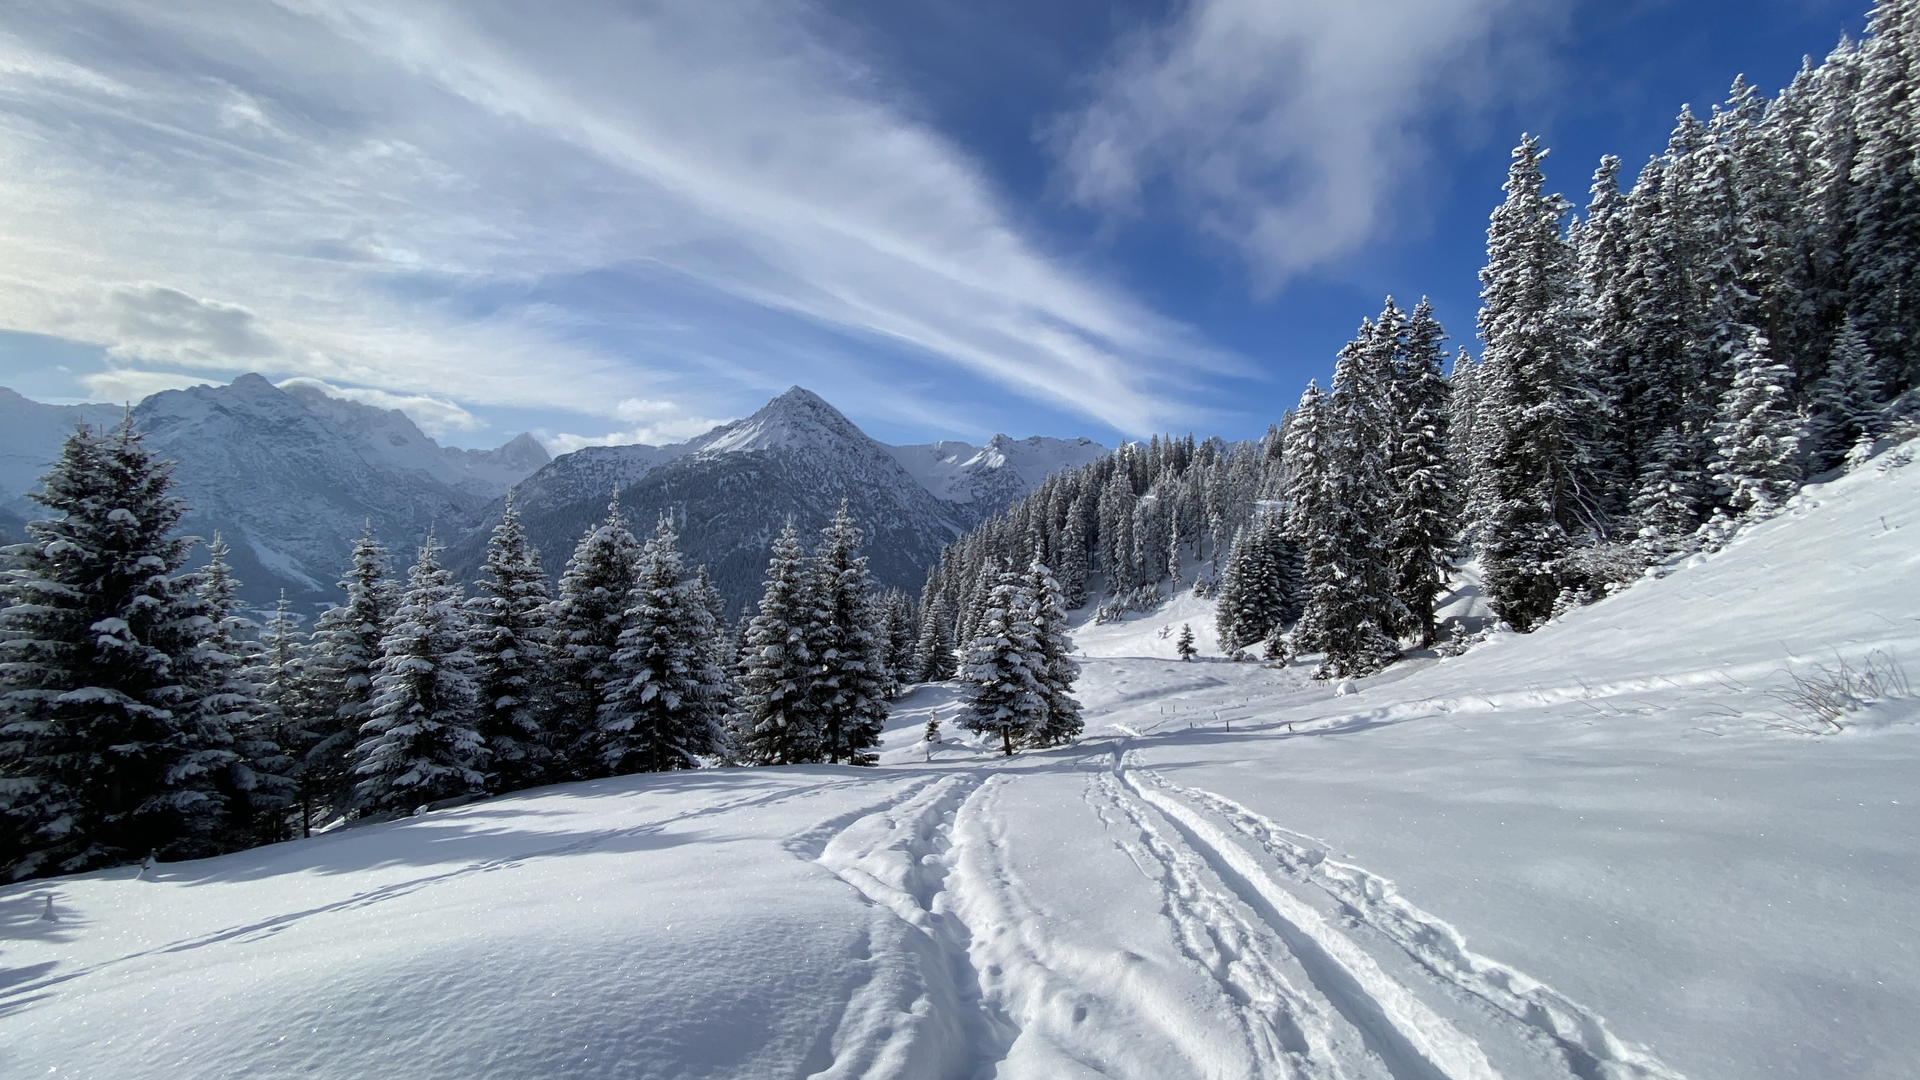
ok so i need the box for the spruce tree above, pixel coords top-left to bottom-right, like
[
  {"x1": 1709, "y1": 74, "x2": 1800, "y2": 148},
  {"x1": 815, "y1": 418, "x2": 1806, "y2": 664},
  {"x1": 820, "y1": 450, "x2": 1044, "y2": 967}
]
[
  {"x1": 1711, "y1": 332, "x2": 1803, "y2": 516},
  {"x1": 0, "y1": 421, "x2": 232, "y2": 877},
  {"x1": 1023, "y1": 557, "x2": 1082, "y2": 747},
  {"x1": 546, "y1": 492, "x2": 642, "y2": 778},
  {"x1": 252, "y1": 592, "x2": 323, "y2": 837},
  {"x1": 730, "y1": 519, "x2": 820, "y2": 765},
  {"x1": 466, "y1": 493, "x2": 552, "y2": 793},
  {"x1": 1807, "y1": 319, "x2": 1887, "y2": 469},
  {"x1": 1473, "y1": 136, "x2": 1586, "y2": 631},
  {"x1": 914, "y1": 592, "x2": 958, "y2": 681},
  {"x1": 1176, "y1": 624, "x2": 1196, "y2": 662},
  {"x1": 597, "y1": 517, "x2": 729, "y2": 775},
  {"x1": 1388, "y1": 298, "x2": 1457, "y2": 647},
  {"x1": 305, "y1": 525, "x2": 396, "y2": 818},
  {"x1": 959, "y1": 568, "x2": 1045, "y2": 756},
  {"x1": 804, "y1": 504, "x2": 889, "y2": 766},
  {"x1": 194, "y1": 535, "x2": 291, "y2": 846},
  {"x1": 354, "y1": 535, "x2": 486, "y2": 813},
  {"x1": 1312, "y1": 316, "x2": 1406, "y2": 677}
]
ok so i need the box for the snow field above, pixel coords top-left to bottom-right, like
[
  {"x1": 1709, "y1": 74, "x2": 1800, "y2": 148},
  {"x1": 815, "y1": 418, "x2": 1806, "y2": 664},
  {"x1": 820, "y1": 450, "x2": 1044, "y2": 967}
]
[{"x1": 3, "y1": 442, "x2": 1917, "y2": 1079}]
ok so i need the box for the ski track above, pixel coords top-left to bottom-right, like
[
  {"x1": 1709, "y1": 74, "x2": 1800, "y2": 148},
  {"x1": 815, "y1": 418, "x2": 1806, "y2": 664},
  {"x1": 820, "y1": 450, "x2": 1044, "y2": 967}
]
[
  {"x1": 1085, "y1": 764, "x2": 1361, "y2": 1079},
  {"x1": 1124, "y1": 756, "x2": 1685, "y2": 1080},
  {"x1": 797, "y1": 772, "x2": 1018, "y2": 1080}
]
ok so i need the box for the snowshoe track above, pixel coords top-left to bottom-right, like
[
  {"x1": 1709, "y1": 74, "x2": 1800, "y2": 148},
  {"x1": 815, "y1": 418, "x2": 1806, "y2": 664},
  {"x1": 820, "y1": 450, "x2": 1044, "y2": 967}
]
[{"x1": 1121, "y1": 755, "x2": 1684, "y2": 1080}]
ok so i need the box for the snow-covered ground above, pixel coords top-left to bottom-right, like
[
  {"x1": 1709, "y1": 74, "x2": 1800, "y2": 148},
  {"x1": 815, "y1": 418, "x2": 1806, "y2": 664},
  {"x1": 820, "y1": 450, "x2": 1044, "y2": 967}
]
[{"x1": 4, "y1": 446, "x2": 1917, "y2": 1079}]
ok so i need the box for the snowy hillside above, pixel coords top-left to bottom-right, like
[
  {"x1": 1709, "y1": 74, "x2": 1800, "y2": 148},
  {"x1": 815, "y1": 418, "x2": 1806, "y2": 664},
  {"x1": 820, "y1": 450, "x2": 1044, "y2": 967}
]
[{"x1": 5, "y1": 438, "x2": 1914, "y2": 1078}]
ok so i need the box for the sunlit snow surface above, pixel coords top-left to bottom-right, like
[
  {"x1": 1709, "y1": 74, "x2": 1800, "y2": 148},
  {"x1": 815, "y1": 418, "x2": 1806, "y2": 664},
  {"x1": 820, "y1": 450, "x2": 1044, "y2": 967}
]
[{"x1": 5, "y1": 446, "x2": 1918, "y2": 1079}]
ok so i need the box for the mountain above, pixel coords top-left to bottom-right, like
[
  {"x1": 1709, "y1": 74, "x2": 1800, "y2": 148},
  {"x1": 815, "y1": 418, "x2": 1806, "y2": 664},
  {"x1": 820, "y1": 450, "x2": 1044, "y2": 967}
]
[
  {"x1": 279, "y1": 382, "x2": 550, "y2": 501},
  {"x1": 0, "y1": 376, "x2": 547, "y2": 610},
  {"x1": 129, "y1": 375, "x2": 549, "y2": 609},
  {"x1": 887, "y1": 434, "x2": 1108, "y2": 517},
  {"x1": 452, "y1": 387, "x2": 973, "y2": 613},
  {"x1": 0, "y1": 388, "x2": 127, "y2": 517},
  {"x1": 2, "y1": 375, "x2": 1100, "y2": 615}
]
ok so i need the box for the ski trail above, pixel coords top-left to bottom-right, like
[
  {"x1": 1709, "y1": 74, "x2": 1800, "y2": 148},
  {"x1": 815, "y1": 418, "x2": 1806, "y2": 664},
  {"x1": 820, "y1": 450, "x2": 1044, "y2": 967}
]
[
  {"x1": 1086, "y1": 767, "x2": 1365, "y2": 1079},
  {"x1": 799, "y1": 773, "x2": 1010, "y2": 1080},
  {"x1": 1114, "y1": 756, "x2": 1503, "y2": 1080},
  {"x1": 1132, "y1": 766, "x2": 1685, "y2": 1080}
]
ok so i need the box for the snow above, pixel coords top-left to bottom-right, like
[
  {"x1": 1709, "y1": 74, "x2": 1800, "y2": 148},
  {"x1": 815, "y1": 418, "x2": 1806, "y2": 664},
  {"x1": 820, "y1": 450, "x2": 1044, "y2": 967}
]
[
  {"x1": 4, "y1": 444, "x2": 1918, "y2": 1079},
  {"x1": 886, "y1": 434, "x2": 1109, "y2": 505}
]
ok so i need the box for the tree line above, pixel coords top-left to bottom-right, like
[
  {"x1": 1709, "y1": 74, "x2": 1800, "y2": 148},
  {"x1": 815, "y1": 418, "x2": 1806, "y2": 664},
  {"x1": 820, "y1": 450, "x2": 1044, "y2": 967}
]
[{"x1": 0, "y1": 421, "x2": 1083, "y2": 880}]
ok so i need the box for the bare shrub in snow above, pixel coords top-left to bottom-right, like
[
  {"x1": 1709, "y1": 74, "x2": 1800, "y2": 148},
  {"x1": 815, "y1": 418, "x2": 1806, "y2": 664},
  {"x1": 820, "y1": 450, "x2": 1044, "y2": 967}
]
[{"x1": 1770, "y1": 650, "x2": 1911, "y2": 734}]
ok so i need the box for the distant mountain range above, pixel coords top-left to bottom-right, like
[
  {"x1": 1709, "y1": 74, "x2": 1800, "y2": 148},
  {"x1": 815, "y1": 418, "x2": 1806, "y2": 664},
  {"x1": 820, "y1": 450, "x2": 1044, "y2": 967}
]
[{"x1": 0, "y1": 378, "x2": 1105, "y2": 613}]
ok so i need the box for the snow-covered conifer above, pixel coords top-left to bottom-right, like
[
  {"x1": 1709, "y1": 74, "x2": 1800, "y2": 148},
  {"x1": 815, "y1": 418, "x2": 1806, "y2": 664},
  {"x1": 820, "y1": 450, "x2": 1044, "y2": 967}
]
[
  {"x1": 959, "y1": 568, "x2": 1044, "y2": 756},
  {"x1": 545, "y1": 492, "x2": 642, "y2": 778},
  {"x1": 1388, "y1": 299, "x2": 1457, "y2": 647},
  {"x1": 1176, "y1": 624, "x2": 1196, "y2": 662},
  {"x1": 596, "y1": 516, "x2": 729, "y2": 775},
  {"x1": 466, "y1": 493, "x2": 552, "y2": 792},
  {"x1": 914, "y1": 592, "x2": 958, "y2": 682},
  {"x1": 1807, "y1": 320, "x2": 1887, "y2": 469},
  {"x1": 1473, "y1": 137, "x2": 1586, "y2": 631},
  {"x1": 0, "y1": 421, "x2": 232, "y2": 877},
  {"x1": 354, "y1": 534, "x2": 486, "y2": 812},
  {"x1": 305, "y1": 525, "x2": 396, "y2": 817},
  {"x1": 1711, "y1": 332, "x2": 1803, "y2": 516},
  {"x1": 729, "y1": 519, "x2": 820, "y2": 765},
  {"x1": 804, "y1": 504, "x2": 889, "y2": 766},
  {"x1": 194, "y1": 535, "x2": 291, "y2": 846},
  {"x1": 1023, "y1": 557, "x2": 1081, "y2": 747}
]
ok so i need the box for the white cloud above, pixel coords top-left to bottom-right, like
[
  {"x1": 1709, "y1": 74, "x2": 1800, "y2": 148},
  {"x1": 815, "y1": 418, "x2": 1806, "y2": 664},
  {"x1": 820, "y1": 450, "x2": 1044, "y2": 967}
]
[
  {"x1": 275, "y1": 376, "x2": 482, "y2": 438},
  {"x1": 0, "y1": 0, "x2": 1236, "y2": 436},
  {"x1": 544, "y1": 415, "x2": 732, "y2": 456},
  {"x1": 79, "y1": 368, "x2": 217, "y2": 402},
  {"x1": 1053, "y1": 0, "x2": 1565, "y2": 291}
]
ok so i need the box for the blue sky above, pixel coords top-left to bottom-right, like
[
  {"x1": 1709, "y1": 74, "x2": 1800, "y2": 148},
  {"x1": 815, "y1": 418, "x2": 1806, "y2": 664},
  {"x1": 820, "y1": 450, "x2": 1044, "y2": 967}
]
[{"x1": 0, "y1": 0, "x2": 1869, "y2": 451}]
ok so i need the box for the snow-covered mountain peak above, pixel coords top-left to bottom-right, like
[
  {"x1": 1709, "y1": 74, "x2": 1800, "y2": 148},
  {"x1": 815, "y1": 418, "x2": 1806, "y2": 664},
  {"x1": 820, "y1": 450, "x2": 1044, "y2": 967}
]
[{"x1": 693, "y1": 385, "x2": 866, "y2": 456}]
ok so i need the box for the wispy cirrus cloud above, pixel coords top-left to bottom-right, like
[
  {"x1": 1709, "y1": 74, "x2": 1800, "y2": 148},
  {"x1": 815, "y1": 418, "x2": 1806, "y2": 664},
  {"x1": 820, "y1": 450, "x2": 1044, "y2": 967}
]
[
  {"x1": 0, "y1": 1, "x2": 1231, "y2": 439},
  {"x1": 1052, "y1": 0, "x2": 1568, "y2": 292}
]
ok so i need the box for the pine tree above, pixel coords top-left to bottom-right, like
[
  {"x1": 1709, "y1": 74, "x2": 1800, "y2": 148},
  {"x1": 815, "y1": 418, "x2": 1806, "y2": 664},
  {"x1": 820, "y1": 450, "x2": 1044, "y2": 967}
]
[
  {"x1": 1807, "y1": 319, "x2": 1887, "y2": 469},
  {"x1": 914, "y1": 592, "x2": 958, "y2": 681},
  {"x1": 1629, "y1": 428, "x2": 1707, "y2": 557},
  {"x1": 1285, "y1": 383, "x2": 1338, "y2": 657},
  {"x1": 1176, "y1": 624, "x2": 1196, "y2": 662},
  {"x1": 730, "y1": 519, "x2": 820, "y2": 765},
  {"x1": 959, "y1": 568, "x2": 1045, "y2": 756},
  {"x1": 354, "y1": 535, "x2": 486, "y2": 813},
  {"x1": 1846, "y1": 0, "x2": 1920, "y2": 393},
  {"x1": 1473, "y1": 136, "x2": 1586, "y2": 631},
  {"x1": 466, "y1": 493, "x2": 552, "y2": 793},
  {"x1": 1388, "y1": 298, "x2": 1457, "y2": 647},
  {"x1": 597, "y1": 516, "x2": 729, "y2": 775},
  {"x1": 305, "y1": 525, "x2": 396, "y2": 819},
  {"x1": 881, "y1": 590, "x2": 919, "y2": 693},
  {"x1": 1711, "y1": 332, "x2": 1803, "y2": 516},
  {"x1": 252, "y1": 592, "x2": 323, "y2": 837},
  {"x1": 0, "y1": 420, "x2": 232, "y2": 877},
  {"x1": 804, "y1": 504, "x2": 889, "y2": 766},
  {"x1": 1214, "y1": 512, "x2": 1297, "y2": 652},
  {"x1": 1023, "y1": 557, "x2": 1082, "y2": 747},
  {"x1": 1311, "y1": 315, "x2": 1406, "y2": 677},
  {"x1": 546, "y1": 492, "x2": 642, "y2": 779},
  {"x1": 195, "y1": 535, "x2": 291, "y2": 846}
]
